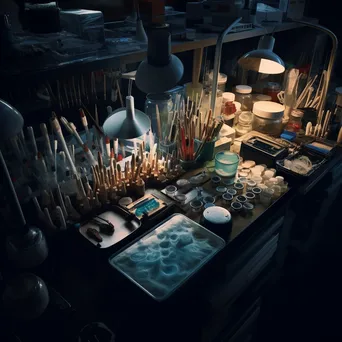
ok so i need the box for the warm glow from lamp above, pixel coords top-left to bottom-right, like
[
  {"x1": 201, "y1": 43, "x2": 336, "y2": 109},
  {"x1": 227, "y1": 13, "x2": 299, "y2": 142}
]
[{"x1": 238, "y1": 36, "x2": 285, "y2": 75}]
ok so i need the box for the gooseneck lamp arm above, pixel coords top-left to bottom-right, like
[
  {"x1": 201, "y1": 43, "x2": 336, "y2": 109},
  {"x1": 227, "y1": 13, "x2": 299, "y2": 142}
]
[
  {"x1": 293, "y1": 20, "x2": 338, "y2": 122},
  {"x1": 211, "y1": 17, "x2": 242, "y2": 113},
  {"x1": 0, "y1": 149, "x2": 26, "y2": 227}
]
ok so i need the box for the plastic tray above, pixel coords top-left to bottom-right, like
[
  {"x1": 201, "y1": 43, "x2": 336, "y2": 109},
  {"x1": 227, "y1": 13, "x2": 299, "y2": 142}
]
[
  {"x1": 276, "y1": 149, "x2": 327, "y2": 182},
  {"x1": 79, "y1": 207, "x2": 141, "y2": 248},
  {"x1": 108, "y1": 214, "x2": 225, "y2": 301}
]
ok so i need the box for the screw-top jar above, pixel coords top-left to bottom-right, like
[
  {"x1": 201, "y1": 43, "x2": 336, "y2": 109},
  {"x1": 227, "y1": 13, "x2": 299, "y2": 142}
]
[
  {"x1": 252, "y1": 101, "x2": 284, "y2": 137},
  {"x1": 286, "y1": 109, "x2": 303, "y2": 132},
  {"x1": 222, "y1": 92, "x2": 237, "y2": 126},
  {"x1": 235, "y1": 111, "x2": 253, "y2": 137},
  {"x1": 235, "y1": 85, "x2": 253, "y2": 111}
]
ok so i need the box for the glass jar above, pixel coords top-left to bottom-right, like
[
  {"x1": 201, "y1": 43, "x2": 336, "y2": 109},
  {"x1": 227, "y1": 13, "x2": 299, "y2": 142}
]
[
  {"x1": 145, "y1": 93, "x2": 173, "y2": 145},
  {"x1": 222, "y1": 92, "x2": 237, "y2": 126},
  {"x1": 286, "y1": 109, "x2": 303, "y2": 132},
  {"x1": 235, "y1": 85, "x2": 253, "y2": 111},
  {"x1": 252, "y1": 101, "x2": 284, "y2": 137},
  {"x1": 207, "y1": 71, "x2": 227, "y2": 92},
  {"x1": 264, "y1": 82, "x2": 281, "y2": 102},
  {"x1": 235, "y1": 111, "x2": 253, "y2": 137}
]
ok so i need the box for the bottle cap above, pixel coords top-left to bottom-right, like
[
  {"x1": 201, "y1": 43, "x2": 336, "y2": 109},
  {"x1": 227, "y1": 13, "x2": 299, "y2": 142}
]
[
  {"x1": 253, "y1": 101, "x2": 284, "y2": 119},
  {"x1": 223, "y1": 92, "x2": 235, "y2": 102},
  {"x1": 236, "y1": 85, "x2": 252, "y2": 94}
]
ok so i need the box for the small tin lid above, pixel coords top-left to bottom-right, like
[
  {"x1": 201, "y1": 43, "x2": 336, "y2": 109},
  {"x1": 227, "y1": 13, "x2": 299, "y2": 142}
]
[
  {"x1": 203, "y1": 196, "x2": 216, "y2": 204},
  {"x1": 252, "y1": 187, "x2": 261, "y2": 194},
  {"x1": 165, "y1": 185, "x2": 177, "y2": 193},
  {"x1": 216, "y1": 186, "x2": 228, "y2": 193},
  {"x1": 234, "y1": 182, "x2": 244, "y2": 190},
  {"x1": 203, "y1": 206, "x2": 231, "y2": 225},
  {"x1": 231, "y1": 201, "x2": 242, "y2": 210},
  {"x1": 119, "y1": 197, "x2": 133, "y2": 206},
  {"x1": 211, "y1": 175, "x2": 221, "y2": 183},
  {"x1": 176, "y1": 179, "x2": 190, "y2": 187},
  {"x1": 223, "y1": 92, "x2": 235, "y2": 102},
  {"x1": 227, "y1": 188, "x2": 237, "y2": 196},
  {"x1": 245, "y1": 192, "x2": 255, "y2": 200},
  {"x1": 243, "y1": 202, "x2": 254, "y2": 210},
  {"x1": 236, "y1": 195, "x2": 247, "y2": 203},
  {"x1": 236, "y1": 85, "x2": 252, "y2": 94},
  {"x1": 223, "y1": 193, "x2": 233, "y2": 201},
  {"x1": 253, "y1": 101, "x2": 284, "y2": 119}
]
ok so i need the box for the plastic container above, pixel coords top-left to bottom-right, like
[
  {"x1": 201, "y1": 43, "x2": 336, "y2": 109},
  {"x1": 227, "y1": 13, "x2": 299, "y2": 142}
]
[
  {"x1": 235, "y1": 111, "x2": 253, "y2": 137},
  {"x1": 216, "y1": 186, "x2": 227, "y2": 194},
  {"x1": 236, "y1": 195, "x2": 247, "y2": 204},
  {"x1": 230, "y1": 201, "x2": 242, "y2": 214},
  {"x1": 211, "y1": 175, "x2": 221, "y2": 187},
  {"x1": 215, "y1": 151, "x2": 239, "y2": 184},
  {"x1": 245, "y1": 192, "x2": 255, "y2": 203},
  {"x1": 252, "y1": 101, "x2": 284, "y2": 137},
  {"x1": 208, "y1": 71, "x2": 228, "y2": 92},
  {"x1": 190, "y1": 199, "x2": 203, "y2": 212},
  {"x1": 260, "y1": 187, "x2": 274, "y2": 207},
  {"x1": 286, "y1": 109, "x2": 303, "y2": 132},
  {"x1": 235, "y1": 85, "x2": 253, "y2": 111},
  {"x1": 109, "y1": 214, "x2": 225, "y2": 301},
  {"x1": 202, "y1": 206, "x2": 232, "y2": 238},
  {"x1": 234, "y1": 182, "x2": 244, "y2": 194},
  {"x1": 222, "y1": 92, "x2": 237, "y2": 126},
  {"x1": 222, "y1": 192, "x2": 233, "y2": 204},
  {"x1": 227, "y1": 188, "x2": 237, "y2": 196},
  {"x1": 243, "y1": 202, "x2": 254, "y2": 216}
]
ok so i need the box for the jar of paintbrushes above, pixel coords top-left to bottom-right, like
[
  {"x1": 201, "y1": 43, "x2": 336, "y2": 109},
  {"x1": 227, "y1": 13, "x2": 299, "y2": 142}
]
[
  {"x1": 178, "y1": 108, "x2": 223, "y2": 169},
  {"x1": 145, "y1": 93, "x2": 176, "y2": 155}
]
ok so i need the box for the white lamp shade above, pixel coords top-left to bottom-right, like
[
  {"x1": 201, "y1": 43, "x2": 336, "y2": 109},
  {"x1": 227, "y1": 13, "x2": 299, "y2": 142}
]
[
  {"x1": 0, "y1": 99, "x2": 24, "y2": 140},
  {"x1": 238, "y1": 49, "x2": 285, "y2": 74},
  {"x1": 103, "y1": 96, "x2": 151, "y2": 140}
]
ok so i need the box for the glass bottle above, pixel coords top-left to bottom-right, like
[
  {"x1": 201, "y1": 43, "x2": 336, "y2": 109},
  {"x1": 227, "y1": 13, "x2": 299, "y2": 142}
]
[
  {"x1": 222, "y1": 92, "x2": 237, "y2": 126},
  {"x1": 328, "y1": 87, "x2": 342, "y2": 140},
  {"x1": 235, "y1": 85, "x2": 253, "y2": 111}
]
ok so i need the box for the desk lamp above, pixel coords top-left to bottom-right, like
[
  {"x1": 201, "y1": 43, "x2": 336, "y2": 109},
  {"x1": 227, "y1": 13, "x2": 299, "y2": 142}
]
[
  {"x1": 103, "y1": 95, "x2": 151, "y2": 139},
  {"x1": 135, "y1": 23, "x2": 184, "y2": 94},
  {"x1": 293, "y1": 20, "x2": 338, "y2": 124},
  {"x1": 0, "y1": 99, "x2": 48, "y2": 268},
  {"x1": 238, "y1": 35, "x2": 285, "y2": 75},
  {"x1": 210, "y1": 17, "x2": 242, "y2": 112}
]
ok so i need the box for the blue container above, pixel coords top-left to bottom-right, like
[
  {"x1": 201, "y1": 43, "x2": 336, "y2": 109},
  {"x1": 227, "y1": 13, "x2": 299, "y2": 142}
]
[{"x1": 215, "y1": 151, "x2": 239, "y2": 185}]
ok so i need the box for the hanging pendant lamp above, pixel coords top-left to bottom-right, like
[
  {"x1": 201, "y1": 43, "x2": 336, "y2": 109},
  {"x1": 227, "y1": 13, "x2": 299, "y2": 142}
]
[{"x1": 135, "y1": 23, "x2": 184, "y2": 94}]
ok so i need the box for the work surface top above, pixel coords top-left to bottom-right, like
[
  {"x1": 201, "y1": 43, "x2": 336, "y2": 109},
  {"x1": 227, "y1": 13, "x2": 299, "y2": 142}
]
[{"x1": 5, "y1": 146, "x2": 342, "y2": 342}]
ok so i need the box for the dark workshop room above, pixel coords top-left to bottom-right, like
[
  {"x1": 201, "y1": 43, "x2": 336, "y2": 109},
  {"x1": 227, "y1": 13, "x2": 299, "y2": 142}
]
[{"x1": 0, "y1": 0, "x2": 341, "y2": 341}]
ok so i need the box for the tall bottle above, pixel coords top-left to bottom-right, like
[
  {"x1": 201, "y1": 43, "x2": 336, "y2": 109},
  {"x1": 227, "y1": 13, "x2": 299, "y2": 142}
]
[{"x1": 328, "y1": 87, "x2": 342, "y2": 140}]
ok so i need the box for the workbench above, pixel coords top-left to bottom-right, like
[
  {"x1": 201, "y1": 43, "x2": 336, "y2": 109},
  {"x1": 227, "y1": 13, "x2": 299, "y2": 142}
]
[{"x1": 3, "y1": 147, "x2": 342, "y2": 342}]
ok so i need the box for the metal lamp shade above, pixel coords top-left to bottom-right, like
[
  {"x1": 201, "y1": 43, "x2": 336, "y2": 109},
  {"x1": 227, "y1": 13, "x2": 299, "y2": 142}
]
[
  {"x1": 238, "y1": 49, "x2": 285, "y2": 74},
  {"x1": 0, "y1": 99, "x2": 24, "y2": 140},
  {"x1": 135, "y1": 23, "x2": 184, "y2": 94},
  {"x1": 103, "y1": 96, "x2": 150, "y2": 140},
  {"x1": 135, "y1": 55, "x2": 184, "y2": 94}
]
